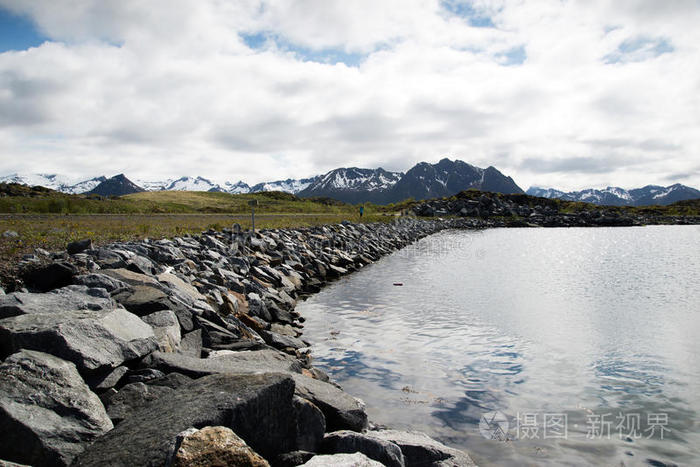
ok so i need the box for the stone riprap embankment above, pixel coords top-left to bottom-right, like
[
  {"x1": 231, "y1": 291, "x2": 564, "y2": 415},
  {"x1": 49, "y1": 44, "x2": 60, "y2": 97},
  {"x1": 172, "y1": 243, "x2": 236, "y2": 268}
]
[
  {"x1": 412, "y1": 192, "x2": 700, "y2": 227},
  {"x1": 0, "y1": 219, "x2": 478, "y2": 467}
]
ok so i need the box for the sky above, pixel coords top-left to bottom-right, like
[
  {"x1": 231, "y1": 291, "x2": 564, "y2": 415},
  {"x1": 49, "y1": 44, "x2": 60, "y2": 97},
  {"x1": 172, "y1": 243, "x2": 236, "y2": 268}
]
[{"x1": 0, "y1": 0, "x2": 699, "y2": 191}]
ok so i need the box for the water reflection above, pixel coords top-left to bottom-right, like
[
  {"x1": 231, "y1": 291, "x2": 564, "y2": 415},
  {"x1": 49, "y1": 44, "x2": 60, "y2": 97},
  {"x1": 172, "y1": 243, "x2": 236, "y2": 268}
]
[{"x1": 298, "y1": 226, "x2": 700, "y2": 466}]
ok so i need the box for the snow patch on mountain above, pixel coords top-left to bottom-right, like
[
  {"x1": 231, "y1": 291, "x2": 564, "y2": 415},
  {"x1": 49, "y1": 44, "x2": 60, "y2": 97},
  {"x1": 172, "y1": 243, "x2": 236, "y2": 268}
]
[
  {"x1": 526, "y1": 184, "x2": 700, "y2": 206},
  {"x1": 224, "y1": 180, "x2": 251, "y2": 194},
  {"x1": 166, "y1": 176, "x2": 223, "y2": 192},
  {"x1": 0, "y1": 173, "x2": 106, "y2": 194},
  {"x1": 249, "y1": 177, "x2": 319, "y2": 194}
]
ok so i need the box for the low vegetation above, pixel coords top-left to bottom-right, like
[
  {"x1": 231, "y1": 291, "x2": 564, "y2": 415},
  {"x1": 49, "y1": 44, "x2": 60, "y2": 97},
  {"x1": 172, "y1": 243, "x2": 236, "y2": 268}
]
[{"x1": 0, "y1": 183, "x2": 398, "y2": 280}]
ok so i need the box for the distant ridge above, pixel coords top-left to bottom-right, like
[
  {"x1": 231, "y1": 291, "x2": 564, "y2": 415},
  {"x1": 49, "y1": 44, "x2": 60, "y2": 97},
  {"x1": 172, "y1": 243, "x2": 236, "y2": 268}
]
[{"x1": 526, "y1": 183, "x2": 700, "y2": 206}]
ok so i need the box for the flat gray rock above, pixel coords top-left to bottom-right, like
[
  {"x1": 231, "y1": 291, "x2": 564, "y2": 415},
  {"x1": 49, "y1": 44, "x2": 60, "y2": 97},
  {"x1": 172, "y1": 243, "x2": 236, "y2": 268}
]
[
  {"x1": 100, "y1": 268, "x2": 162, "y2": 288},
  {"x1": 0, "y1": 350, "x2": 113, "y2": 467},
  {"x1": 0, "y1": 285, "x2": 113, "y2": 319},
  {"x1": 142, "y1": 349, "x2": 303, "y2": 377},
  {"x1": 301, "y1": 453, "x2": 384, "y2": 466},
  {"x1": 157, "y1": 272, "x2": 206, "y2": 302},
  {"x1": 0, "y1": 308, "x2": 158, "y2": 373},
  {"x1": 73, "y1": 373, "x2": 297, "y2": 466}
]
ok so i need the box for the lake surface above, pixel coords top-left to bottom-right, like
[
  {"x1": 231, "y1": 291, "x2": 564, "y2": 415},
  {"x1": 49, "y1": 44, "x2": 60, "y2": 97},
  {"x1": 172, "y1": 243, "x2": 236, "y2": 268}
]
[{"x1": 296, "y1": 226, "x2": 700, "y2": 466}]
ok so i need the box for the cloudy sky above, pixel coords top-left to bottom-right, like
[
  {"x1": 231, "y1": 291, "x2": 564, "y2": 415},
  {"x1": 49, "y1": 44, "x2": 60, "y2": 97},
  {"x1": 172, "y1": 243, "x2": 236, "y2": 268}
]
[{"x1": 0, "y1": 0, "x2": 699, "y2": 190}]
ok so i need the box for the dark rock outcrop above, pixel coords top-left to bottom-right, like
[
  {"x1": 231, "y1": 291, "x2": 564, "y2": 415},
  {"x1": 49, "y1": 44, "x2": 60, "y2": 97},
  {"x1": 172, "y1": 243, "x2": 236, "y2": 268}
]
[
  {"x1": 365, "y1": 430, "x2": 476, "y2": 466},
  {"x1": 292, "y1": 374, "x2": 368, "y2": 432},
  {"x1": 73, "y1": 373, "x2": 297, "y2": 466},
  {"x1": 0, "y1": 350, "x2": 113, "y2": 466},
  {"x1": 321, "y1": 430, "x2": 405, "y2": 467}
]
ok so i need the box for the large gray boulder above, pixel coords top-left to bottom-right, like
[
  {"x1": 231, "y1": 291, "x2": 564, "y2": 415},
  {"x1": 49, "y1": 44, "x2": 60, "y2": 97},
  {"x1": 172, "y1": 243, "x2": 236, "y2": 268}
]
[
  {"x1": 0, "y1": 350, "x2": 113, "y2": 466},
  {"x1": 321, "y1": 430, "x2": 404, "y2": 467},
  {"x1": 301, "y1": 453, "x2": 384, "y2": 466},
  {"x1": 364, "y1": 430, "x2": 476, "y2": 467},
  {"x1": 141, "y1": 349, "x2": 303, "y2": 377},
  {"x1": 104, "y1": 382, "x2": 175, "y2": 424},
  {"x1": 0, "y1": 308, "x2": 158, "y2": 373},
  {"x1": 141, "y1": 310, "x2": 181, "y2": 352},
  {"x1": 0, "y1": 285, "x2": 113, "y2": 319},
  {"x1": 292, "y1": 374, "x2": 368, "y2": 432},
  {"x1": 73, "y1": 373, "x2": 297, "y2": 466}
]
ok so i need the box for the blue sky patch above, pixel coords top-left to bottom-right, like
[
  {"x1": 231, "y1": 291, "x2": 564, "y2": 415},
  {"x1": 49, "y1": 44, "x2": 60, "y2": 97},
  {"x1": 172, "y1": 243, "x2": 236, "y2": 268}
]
[
  {"x1": 604, "y1": 36, "x2": 673, "y2": 64},
  {"x1": 0, "y1": 6, "x2": 47, "y2": 52},
  {"x1": 241, "y1": 32, "x2": 368, "y2": 67},
  {"x1": 440, "y1": 0, "x2": 495, "y2": 28},
  {"x1": 496, "y1": 45, "x2": 526, "y2": 66}
]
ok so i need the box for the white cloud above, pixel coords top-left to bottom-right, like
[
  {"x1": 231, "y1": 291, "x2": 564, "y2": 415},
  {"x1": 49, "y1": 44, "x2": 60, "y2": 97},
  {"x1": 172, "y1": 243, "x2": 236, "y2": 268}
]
[{"x1": 0, "y1": 0, "x2": 699, "y2": 190}]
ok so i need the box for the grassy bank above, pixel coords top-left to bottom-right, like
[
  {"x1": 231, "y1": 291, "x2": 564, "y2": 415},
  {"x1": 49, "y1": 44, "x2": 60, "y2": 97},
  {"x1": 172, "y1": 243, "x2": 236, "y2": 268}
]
[
  {"x1": 0, "y1": 212, "x2": 393, "y2": 284},
  {"x1": 0, "y1": 184, "x2": 399, "y2": 283}
]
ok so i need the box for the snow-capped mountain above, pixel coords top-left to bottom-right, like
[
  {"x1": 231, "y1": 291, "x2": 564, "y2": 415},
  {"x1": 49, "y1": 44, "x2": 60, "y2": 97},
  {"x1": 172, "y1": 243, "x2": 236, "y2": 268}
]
[
  {"x1": 298, "y1": 168, "x2": 403, "y2": 203},
  {"x1": 526, "y1": 184, "x2": 700, "y2": 206},
  {"x1": 164, "y1": 176, "x2": 225, "y2": 192},
  {"x1": 224, "y1": 180, "x2": 251, "y2": 194},
  {"x1": 249, "y1": 177, "x2": 320, "y2": 194},
  {"x1": 0, "y1": 173, "x2": 106, "y2": 194}
]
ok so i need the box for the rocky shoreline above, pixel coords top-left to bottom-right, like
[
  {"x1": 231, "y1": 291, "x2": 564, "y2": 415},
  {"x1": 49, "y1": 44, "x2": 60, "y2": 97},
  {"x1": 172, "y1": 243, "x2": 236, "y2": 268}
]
[
  {"x1": 412, "y1": 192, "x2": 700, "y2": 226},
  {"x1": 0, "y1": 218, "x2": 480, "y2": 467},
  {"x1": 1, "y1": 205, "x2": 697, "y2": 467}
]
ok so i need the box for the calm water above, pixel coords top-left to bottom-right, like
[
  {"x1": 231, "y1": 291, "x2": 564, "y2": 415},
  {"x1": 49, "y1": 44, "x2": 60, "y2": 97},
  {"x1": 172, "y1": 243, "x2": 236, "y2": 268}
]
[{"x1": 296, "y1": 226, "x2": 700, "y2": 466}]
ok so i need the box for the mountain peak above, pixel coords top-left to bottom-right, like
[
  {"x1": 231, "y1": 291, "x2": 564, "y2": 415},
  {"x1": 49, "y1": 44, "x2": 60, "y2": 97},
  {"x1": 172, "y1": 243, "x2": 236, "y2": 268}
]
[{"x1": 87, "y1": 174, "x2": 144, "y2": 197}]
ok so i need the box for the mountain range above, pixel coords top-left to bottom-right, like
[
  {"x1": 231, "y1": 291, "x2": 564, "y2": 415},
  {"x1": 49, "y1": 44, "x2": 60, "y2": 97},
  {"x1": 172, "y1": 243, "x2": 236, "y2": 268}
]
[
  {"x1": 526, "y1": 184, "x2": 700, "y2": 206},
  {"x1": 2, "y1": 158, "x2": 699, "y2": 206},
  {"x1": 0, "y1": 158, "x2": 523, "y2": 203}
]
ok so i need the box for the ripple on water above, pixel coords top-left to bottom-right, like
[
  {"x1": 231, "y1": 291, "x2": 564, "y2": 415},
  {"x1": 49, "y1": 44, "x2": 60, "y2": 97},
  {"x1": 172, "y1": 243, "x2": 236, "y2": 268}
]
[{"x1": 298, "y1": 226, "x2": 700, "y2": 466}]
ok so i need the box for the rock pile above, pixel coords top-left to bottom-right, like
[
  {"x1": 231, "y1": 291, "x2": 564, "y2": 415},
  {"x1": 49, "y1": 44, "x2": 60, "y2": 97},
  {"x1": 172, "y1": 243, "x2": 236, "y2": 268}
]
[
  {"x1": 0, "y1": 219, "x2": 476, "y2": 466},
  {"x1": 412, "y1": 191, "x2": 700, "y2": 227}
]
